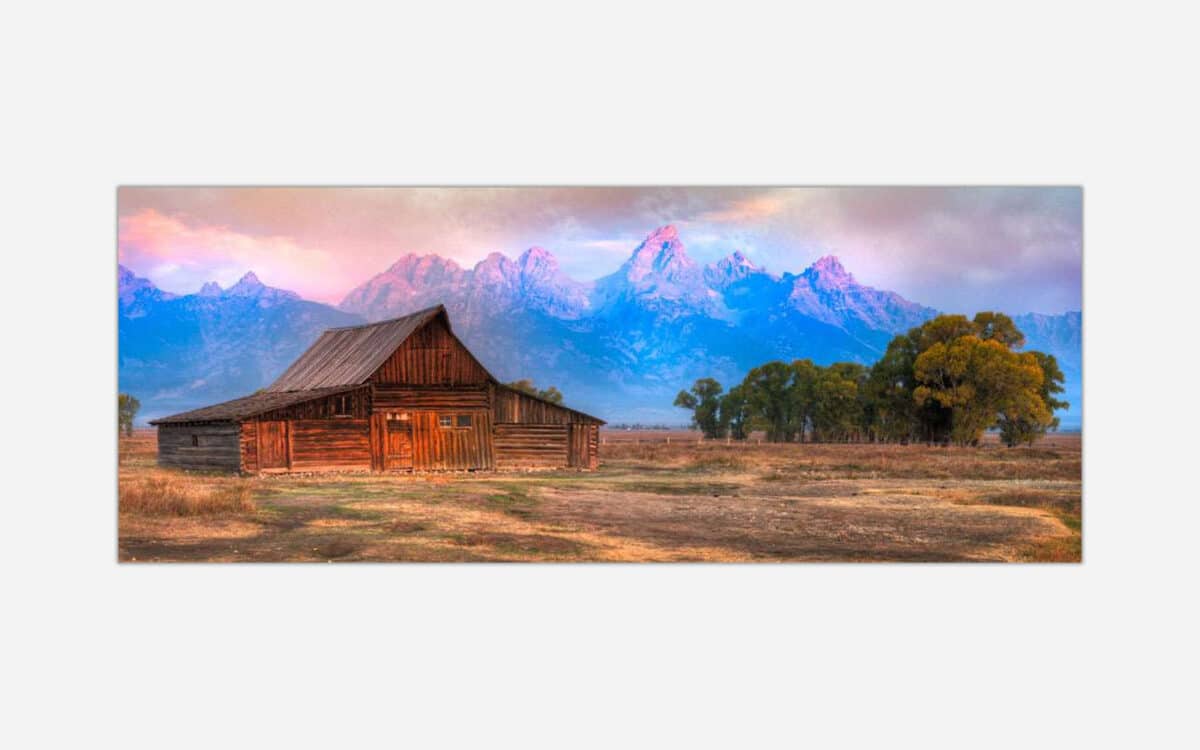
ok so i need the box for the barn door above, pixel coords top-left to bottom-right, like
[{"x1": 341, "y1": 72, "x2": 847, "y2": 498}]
[
  {"x1": 257, "y1": 420, "x2": 289, "y2": 470},
  {"x1": 386, "y1": 418, "x2": 413, "y2": 470}
]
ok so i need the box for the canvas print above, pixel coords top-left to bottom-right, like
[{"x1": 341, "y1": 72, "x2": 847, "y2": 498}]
[{"x1": 117, "y1": 187, "x2": 1082, "y2": 562}]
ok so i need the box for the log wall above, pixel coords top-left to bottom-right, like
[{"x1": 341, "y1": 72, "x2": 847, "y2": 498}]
[
  {"x1": 157, "y1": 423, "x2": 242, "y2": 471},
  {"x1": 494, "y1": 424, "x2": 569, "y2": 469}
]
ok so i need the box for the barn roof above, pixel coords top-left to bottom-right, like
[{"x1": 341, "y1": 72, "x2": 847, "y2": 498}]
[
  {"x1": 265, "y1": 305, "x2": 449, "y2": 391},
  {"x1": 148, "y1": 386, "x2": 360, "y2": 425}
]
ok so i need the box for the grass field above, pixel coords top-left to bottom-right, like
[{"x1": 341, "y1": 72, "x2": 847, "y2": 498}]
[{"x1": 118, "y1": 429, "x2": 1081, "y2": 562}]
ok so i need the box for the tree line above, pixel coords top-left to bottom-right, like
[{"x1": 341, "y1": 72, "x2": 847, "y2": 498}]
[{"x1": 673, "y1": 312, "x2": 1068, "y2": 447}]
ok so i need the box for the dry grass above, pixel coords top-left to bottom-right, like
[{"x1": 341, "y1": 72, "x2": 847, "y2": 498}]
[
  {"x1": 120, "y1": 473, "x2": 256, "y2": 516},
  {"x1": 118, "y1": 429, "x2": 1081, "y2": 562}
]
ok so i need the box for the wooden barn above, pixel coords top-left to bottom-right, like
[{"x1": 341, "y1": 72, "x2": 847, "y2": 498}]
[{"x1": 149, "y1": 305, "x2": 604, "y2": 473}]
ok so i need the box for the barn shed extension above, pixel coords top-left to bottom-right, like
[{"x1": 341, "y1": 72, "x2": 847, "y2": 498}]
[{"x1": 150, "y1": 305, "x2": 604, "y2": 473}]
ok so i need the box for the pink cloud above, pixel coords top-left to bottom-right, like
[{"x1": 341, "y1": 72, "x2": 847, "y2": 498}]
[
  {"x1": 118, "y1": 209, "x2": 356, "y2": 302},
  {"x1": 693, "y1": 193, "x2": 788, "y2": 223}
]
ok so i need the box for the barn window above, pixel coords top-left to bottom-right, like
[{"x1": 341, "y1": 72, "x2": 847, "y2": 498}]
[
  {"x1": 456, "y1": 414, "x2": 472, "y2": 428},
  {"x1": 438, "y1": 415, "x2": 453, "y2": 428},
  {"x1": 191, "y1": 434, "x2": 199, "y2": 447},
  {"x1": 333, "y1": 395, "x2": 352, "y2": 416}
]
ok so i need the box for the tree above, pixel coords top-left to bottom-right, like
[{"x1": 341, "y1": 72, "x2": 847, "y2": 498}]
[
  {"x1": 867, "y1": 330, "x2": 949, "y2": 443},
  {"x1": 718, "y1": 384, "x2": 751, "y2": 440},
  {"x1": 913, "y1": 336, "x2": 1050, "y2": 446},
  {"x1": 743, "y1": 362, "x2": 798, "y2": 442},
  {"x1": 811, "y1": 363, "x2": 866, "y2": 442},
  {"x1": 118, "y1": 393, "x2": 140, "y2": 437},
  {"x1": 673, "y1": 378, "x2": 724, "y2": 438},
  {"x1": 867, "y1": 313, "x2": 1022, "y2": 444},
  {"x1": 506, "y1": 379, "x2": 564, "y2": 404},
  {"x1": 789, "y1": 359, "x2": 821, "y2": 442},
  {"x1": 998, "y1": 351, "x2": 1068, "y2": 446}
]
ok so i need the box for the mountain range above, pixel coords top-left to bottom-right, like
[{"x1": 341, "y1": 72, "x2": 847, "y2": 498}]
[{"x1": 119, "y1": 225, "x2": 1081, "y2": 427}]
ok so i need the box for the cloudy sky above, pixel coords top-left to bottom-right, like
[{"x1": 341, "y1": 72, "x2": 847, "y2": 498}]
[{"x1": 118, "y1": 186, "x2": 1082, "y2": 314}]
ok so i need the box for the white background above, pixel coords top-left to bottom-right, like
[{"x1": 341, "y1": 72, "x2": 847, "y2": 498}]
[{"x1": 2, "y1": 1, "x2": 1197, "y2": 748}]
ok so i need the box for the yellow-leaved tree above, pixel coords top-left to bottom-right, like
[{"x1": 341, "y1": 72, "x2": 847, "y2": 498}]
[{"x1": 912, "y1": 335, "x2": 1051, "y2": 446}]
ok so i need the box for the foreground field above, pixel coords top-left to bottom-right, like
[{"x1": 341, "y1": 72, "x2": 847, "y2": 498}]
[{"x1": 118, "y1": 430, "x2": 1081, "y2": 562}]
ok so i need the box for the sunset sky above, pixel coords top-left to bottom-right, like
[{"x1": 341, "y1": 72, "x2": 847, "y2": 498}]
[{"x1": 117, "y1": 186, "x2": 1082, "y2": 314}]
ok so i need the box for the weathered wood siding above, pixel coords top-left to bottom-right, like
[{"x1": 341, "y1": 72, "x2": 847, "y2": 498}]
[
  {"x1": 371, "y1": 319, "x2": 490, "y2": 386},
  {"x1": 290, "y1": 419, "x2": 370, "y2": 472},
  {"x1": 373, "y1": 385, "x2": 489, "y2": 411},
  {"x1": 384, "y1": 418, "x2": 413, "y2": 470},
  {"x1": 157, "y1": 423, "x2": 242, "y2": 471},
  {"x1": 567, "y1": 423, "x2": 599, "y2": 469},
  {"x1": 494, "y1": 388, "x2": 580, "y2": 425},
  {"x1": 369, "y1": 413, "x2": 387, "y2": 471},
  {"x1": 409, "y1": 410, "x2": 494, "y2": 470},
  {"x1": 256, "y1": 420, "x2": 289, "y2": 470},
  {"x1": 586, "y1": 424, "x2": 599, "y2": 469},
  {"x1": 240, "y1": 422, "x2": 258, "y2": 472},
  {"x1": 494, "y1": 424, "x2": 569, "y2": 469},
  {"x1": 254, "y1": 388, "x2": 369, "y2": 421}
]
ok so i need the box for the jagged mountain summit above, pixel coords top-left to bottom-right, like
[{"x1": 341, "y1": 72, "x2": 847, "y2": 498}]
[
  {"x1": 594, "y1": 225, "x2": 725, "y2": 317},
  {"x1": 704, "y1": 250, "x2": 766, "y2": 290},
  {"x1": 339, "y1": 247, "x2": 590, "y2": 322},
  {"x1": 782, "y1": 255, "x2": 937, "y2": 334},
  {"x1": 119, "y1": 264, "x2": 176, "y2": 317}
]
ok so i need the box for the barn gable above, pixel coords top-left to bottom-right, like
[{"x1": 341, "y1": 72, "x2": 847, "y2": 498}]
[
  {"x1": 370, "y1": 313, "x2": 492, "y2": 386},
  {"x1": 265, "y1": 305, "x2": 452, "y2": 391}
]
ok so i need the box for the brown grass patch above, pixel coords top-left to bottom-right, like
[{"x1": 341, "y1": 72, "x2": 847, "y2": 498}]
[
  {"x1": 973, "y1": 489, "x2": 1081, "y2": 515},
  {"x1": 120, "y1": 474, "x2": 256, "y2": 517}
]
